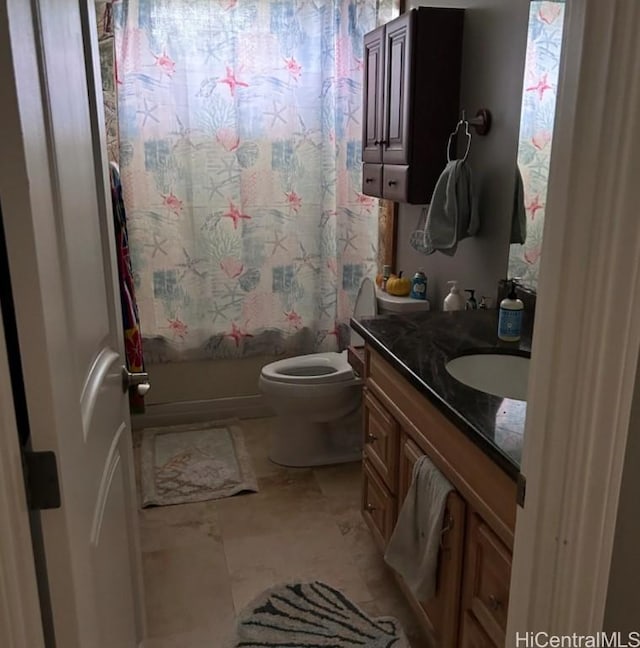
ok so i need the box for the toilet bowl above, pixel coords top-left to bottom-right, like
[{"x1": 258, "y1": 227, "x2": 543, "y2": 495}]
[
  {"x1": 259, "y1": 350, "x2": 363, "y2": 467},
  {"x1": 259, "y1": 277, "x2": 431, "y2": 467}
]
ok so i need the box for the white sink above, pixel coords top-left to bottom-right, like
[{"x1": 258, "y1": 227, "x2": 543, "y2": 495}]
[{"x1": 445, "y1": 353, "x2": 530, "y2": 401}]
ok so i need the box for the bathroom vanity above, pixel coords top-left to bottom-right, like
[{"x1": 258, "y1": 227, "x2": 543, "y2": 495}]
[{"x1": 350, "y1": 310, "x2": 528, "y2": 647}]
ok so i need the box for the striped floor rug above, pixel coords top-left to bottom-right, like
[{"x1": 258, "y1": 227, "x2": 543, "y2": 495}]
[{"x1": 233, "y1": 581, "x2": 408, "y2": 647}]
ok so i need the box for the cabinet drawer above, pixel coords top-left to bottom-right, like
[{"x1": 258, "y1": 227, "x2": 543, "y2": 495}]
[
  {"x1": 460, "y1": 612, "x2": 496, "y2": 648},
  {"x1": 362, "y1": 459, "x2": 396, "y2": 551},
  {"x1": 363, "y1": 389, "x2": 399, "y2": 492},
  {"x1": 382, "y1": 165, "x2": 409, "y2": 202},
  {"x1": 362, "y1": 163, "x2": 382, "y2": 197},
  {"x1": 398, "y1": 435, "x2": 465, "y2": 647},
  {"x1": 464, "y1": 514, "x2": 512, "y2": 646}
]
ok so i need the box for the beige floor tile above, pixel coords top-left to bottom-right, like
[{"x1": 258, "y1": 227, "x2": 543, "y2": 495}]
[
  {"x1": 144, "y1": 627, "x2": 224, "y2": 648},
  {"x1": 139, "y1": 500, "x2": 222, "y2": 552},
  {"x1": 313, "y1": 461, "x2": 363, "y2": 513},
  {"x1": 142, "y1": 542, "x2": 235, "y2": 639},
  {"x1": 224, "y1": 524, "x2": 373, "y2": 612},
  {"x1": 215, "y1": 470, "x2": 326, "y2": 540}
]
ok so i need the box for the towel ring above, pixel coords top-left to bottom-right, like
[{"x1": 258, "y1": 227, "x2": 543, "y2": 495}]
[{"x1": 447, "y1": 118, "x2": 472, "y2": 163}]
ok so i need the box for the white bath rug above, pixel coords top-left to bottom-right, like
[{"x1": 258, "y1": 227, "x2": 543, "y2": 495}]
[
  {"x1": 232, "y1": 581, "x2": 409, "y2": 647},
  {"x1": 140, "y1": 419, "x2": 258, "y2": 507}
]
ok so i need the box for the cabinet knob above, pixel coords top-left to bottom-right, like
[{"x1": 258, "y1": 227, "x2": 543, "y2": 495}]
[
  {"x1": 365, "y1": 177, "x2": 374, "y2": 183},
  {"x1": 388, "y1": 180, "x2": 397, "y2": 186},
  {"x1": 366, "y1": 433, "x2": 378, "y2": 443},
  {"x1": 366, "y1": 503, "x2": 376, "y2": 512},
  {"x1": 373, "y1": 139, "x2": 380, "y2": 145},
  {"x1": 488, "y1": 594, "x2": 502, "y2": 611}
]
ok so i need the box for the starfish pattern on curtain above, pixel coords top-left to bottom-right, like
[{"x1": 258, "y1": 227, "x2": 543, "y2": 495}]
[
  {"x1": 508, "y1": 1, "x2": 565, "y2": 290},
  {"x1": 114, "y1": 0, "x2": 397, "y2": 361}
]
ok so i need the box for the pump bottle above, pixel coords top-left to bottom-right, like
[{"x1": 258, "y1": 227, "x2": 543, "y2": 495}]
[
  {"x1": 498, "y1": 280, "x2": 524, "y2": 341},
  {"x1": 443, "y1": 281, "x2": 465, "y2": 311}
]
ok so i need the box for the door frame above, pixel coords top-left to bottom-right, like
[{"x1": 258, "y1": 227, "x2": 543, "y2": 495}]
[
  {"x1": 508, "y1": 0, "x2": 640, "y2": 636},
  {"x1": 0, "y1": 310, "x2": 44, "y2": 648}
]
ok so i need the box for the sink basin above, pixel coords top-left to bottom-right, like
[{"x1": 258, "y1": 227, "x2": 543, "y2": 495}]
[{"x1": 445, "y1": 353, "x2": 530, "y2": 401}]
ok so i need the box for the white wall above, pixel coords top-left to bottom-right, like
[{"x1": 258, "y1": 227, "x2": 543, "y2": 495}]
[
  {"x1": 604, "y1": 354, "x2": 640, "y2": 632},
  {"x1": 397, "y1": 0, "x2": 530, "y2": 309}
]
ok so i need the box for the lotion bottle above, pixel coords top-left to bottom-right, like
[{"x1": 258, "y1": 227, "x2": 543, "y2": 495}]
[
  {"x1": 443, "y1": 281, "x2": 465, "y2": 311},
  {"x1": 498, "y1": 280, "x2": 524, "y2": 341}
]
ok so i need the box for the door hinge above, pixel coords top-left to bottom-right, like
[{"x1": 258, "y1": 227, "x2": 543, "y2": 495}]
[
  {"x1": 23, "y1": 451, "x2": 61, "y2": 510},
  {"x1": 516, "y1": 472, "x2": 526, "y2": 508}
]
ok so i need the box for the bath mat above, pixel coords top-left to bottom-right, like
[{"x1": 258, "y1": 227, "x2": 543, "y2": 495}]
[
  {"x1": 232, "y1": 581, "x2": 408, "y2": 647},
  {"x1": 140, "y1": 419, "x2": 258, "y2": 507}
]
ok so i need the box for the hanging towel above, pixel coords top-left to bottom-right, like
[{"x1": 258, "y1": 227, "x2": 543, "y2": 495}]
[
  {"x1": 384, "y1": 455, "x2": 454, "y2": 601},
  {"x1": 420, "y1": 160, "x2": 479, "y2": 256},
  {"x1": 510, "y1": 165, "x2": 527, "y2": 244},
  {"x1": 110, "y1": 162, "x2": 146, "y2": 413}
]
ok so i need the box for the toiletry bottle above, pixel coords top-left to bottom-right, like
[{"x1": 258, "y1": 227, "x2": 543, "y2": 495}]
[
  {"x1": 464, "y1": 289, "x2": 477, "y2": 310},
  {"x1": 498, "y1": 280, "x2": 524, "y2": 341},
  {"x1": 382, "y1": 264, "x2": 392, "y2": 292},
  {"x1": 479, "y1": 296, "x2": 490, "y2": 310},
  {"x1": 410, "y1": 269, "x2": 427, "y2": 300},
  {"x1": 443, "y1": 281, "x2": 465, "y2": 311}
]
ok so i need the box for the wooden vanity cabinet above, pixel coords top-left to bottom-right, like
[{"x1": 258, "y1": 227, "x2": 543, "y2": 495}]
[
  {"x1": 362, "y1": 7, "x2": 464, "y2": 204},
  {"x1": 360, "y1": 346, "x2": 517, "y2": 647}
]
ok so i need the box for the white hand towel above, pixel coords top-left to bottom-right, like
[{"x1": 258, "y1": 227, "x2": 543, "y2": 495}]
[{"x1": 384, "y1": 455, "x2": 453, "y2": 601}]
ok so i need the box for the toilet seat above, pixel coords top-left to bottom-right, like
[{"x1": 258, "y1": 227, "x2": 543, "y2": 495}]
[{"x1": 260, "y1": 351, "x2": 354, "y2": 385}]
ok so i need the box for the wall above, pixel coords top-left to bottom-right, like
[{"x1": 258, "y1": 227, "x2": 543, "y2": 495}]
[
  {"x1": 604, "y1": 354, "x2": 640, "y2": 633},
  {"x1": 396, "y1": 0, "x2": 530, "y2": 309}
]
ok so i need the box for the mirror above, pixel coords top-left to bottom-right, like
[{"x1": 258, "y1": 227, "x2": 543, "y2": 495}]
[{"x1": 508, "y1": 1, "x2": 566, "y2": 290}]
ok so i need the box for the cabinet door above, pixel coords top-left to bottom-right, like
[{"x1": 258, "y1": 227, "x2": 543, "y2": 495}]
[
  {"x1": 462, "y1": 513, "x2": 512, "y2": 647},
  {"x1": 383, "y1": 12, "x2": 413, "y2": 165},
  {"x1": 398, "y1": 435, "x2": 466, "y2": 648},
  {"x1": 363, "y1": 389, "x2": 399, "y2": 492},
  {"x1": 362, "y1": 26, "x2": 385, "y2": 163},
  {"x1": 460, "y1": 612, "x2": 496, "y2": 648},
  {"x1": 362, "y1": 459, "x2": 396, "y2": 551}
]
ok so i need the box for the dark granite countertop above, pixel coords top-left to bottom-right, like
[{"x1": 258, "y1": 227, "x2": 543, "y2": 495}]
[{"x1": 351, "y1": 309, "x2": 531, "y2": 480}]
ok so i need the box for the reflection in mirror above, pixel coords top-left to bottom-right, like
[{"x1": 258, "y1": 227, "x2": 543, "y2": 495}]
[{"x1": 508, "y1": 1, "x2": 566, "y2": 290}]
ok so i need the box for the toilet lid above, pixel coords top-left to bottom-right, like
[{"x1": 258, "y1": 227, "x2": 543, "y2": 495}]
[
  {"x1": 353, "y1": 277, "x2": 377, "y2": 318},
  {"x1": 351, "y1": 277, "x2": 377, "y2": 347}
]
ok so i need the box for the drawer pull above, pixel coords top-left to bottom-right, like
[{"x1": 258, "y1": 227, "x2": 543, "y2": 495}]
[
  {"x1": 387, "y1": 180, "x2": 397, "y2": 186},
  {"x1": 365, "y1": 177, "x2": 374, "y2": 183},
  {"x1": 366, "y1": 433, "x2": 378, "y2": 443},
  {"x1": 366, "y1": 503, "x2": 376, "y2": 512},
  {"x1": 488, "y1": 594, "x2": 502, "y2": 611},
  {"x1": 374, "y1": 140, "x2": 380, "y2": 145}
]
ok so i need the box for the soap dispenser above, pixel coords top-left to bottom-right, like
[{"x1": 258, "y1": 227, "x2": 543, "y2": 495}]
[
  {"x1": 443, "y1": 281, "x2": 465, "y2": 311},
  {"x1": 498, "y1": 280, "x2": 524, "y2": 341},
  {"x1": 464, "y1": 289, "x2": 477, "y2": 310}
]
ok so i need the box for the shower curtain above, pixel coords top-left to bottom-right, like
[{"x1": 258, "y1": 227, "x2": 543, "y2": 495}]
[{"x1": 114, "y1": 0, "x2": 396, "y2": 362}]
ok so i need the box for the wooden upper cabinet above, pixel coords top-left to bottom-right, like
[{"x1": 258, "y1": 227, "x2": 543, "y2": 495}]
[
  {"x1": 383, "y1": 12, "x2": 412, "y2": 166},
  {"x1": 361, "y1": 8, "x2": 464, "y2": 204},
  {"x1": 362, "y1": 26, "x2": 385, "y2": 164}
]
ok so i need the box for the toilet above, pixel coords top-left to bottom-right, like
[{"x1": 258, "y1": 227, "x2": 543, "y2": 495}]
[{"x1": 259, "y1": 278, "x2": 430, "y2": 467}]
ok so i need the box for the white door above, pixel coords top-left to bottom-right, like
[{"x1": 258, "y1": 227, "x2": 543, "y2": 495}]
[{"x1": 0, "y1": 1, "x2": 144, "y2": 647}]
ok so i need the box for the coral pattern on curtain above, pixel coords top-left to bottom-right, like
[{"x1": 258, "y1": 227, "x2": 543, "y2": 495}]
[
  {"x1": 508, "y1": 1, "x2": 565, "y2": 290},
  {"x1": 114, "y1": 0, "x2": 396, "y2": 362}
]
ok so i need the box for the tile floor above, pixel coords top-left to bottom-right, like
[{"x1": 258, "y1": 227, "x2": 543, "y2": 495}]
[{"x1": 137, "y1": 417, "x2": 430, "y2": 647}]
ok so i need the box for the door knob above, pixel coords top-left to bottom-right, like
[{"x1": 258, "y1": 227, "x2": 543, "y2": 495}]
[{"x1": 122, "y1": 366, "x2": 151, "y2": 395}]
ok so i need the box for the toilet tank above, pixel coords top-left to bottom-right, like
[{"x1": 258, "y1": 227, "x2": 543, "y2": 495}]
[{"x1": 376, "y1": 289, "x2": 431, "y2": 314}]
